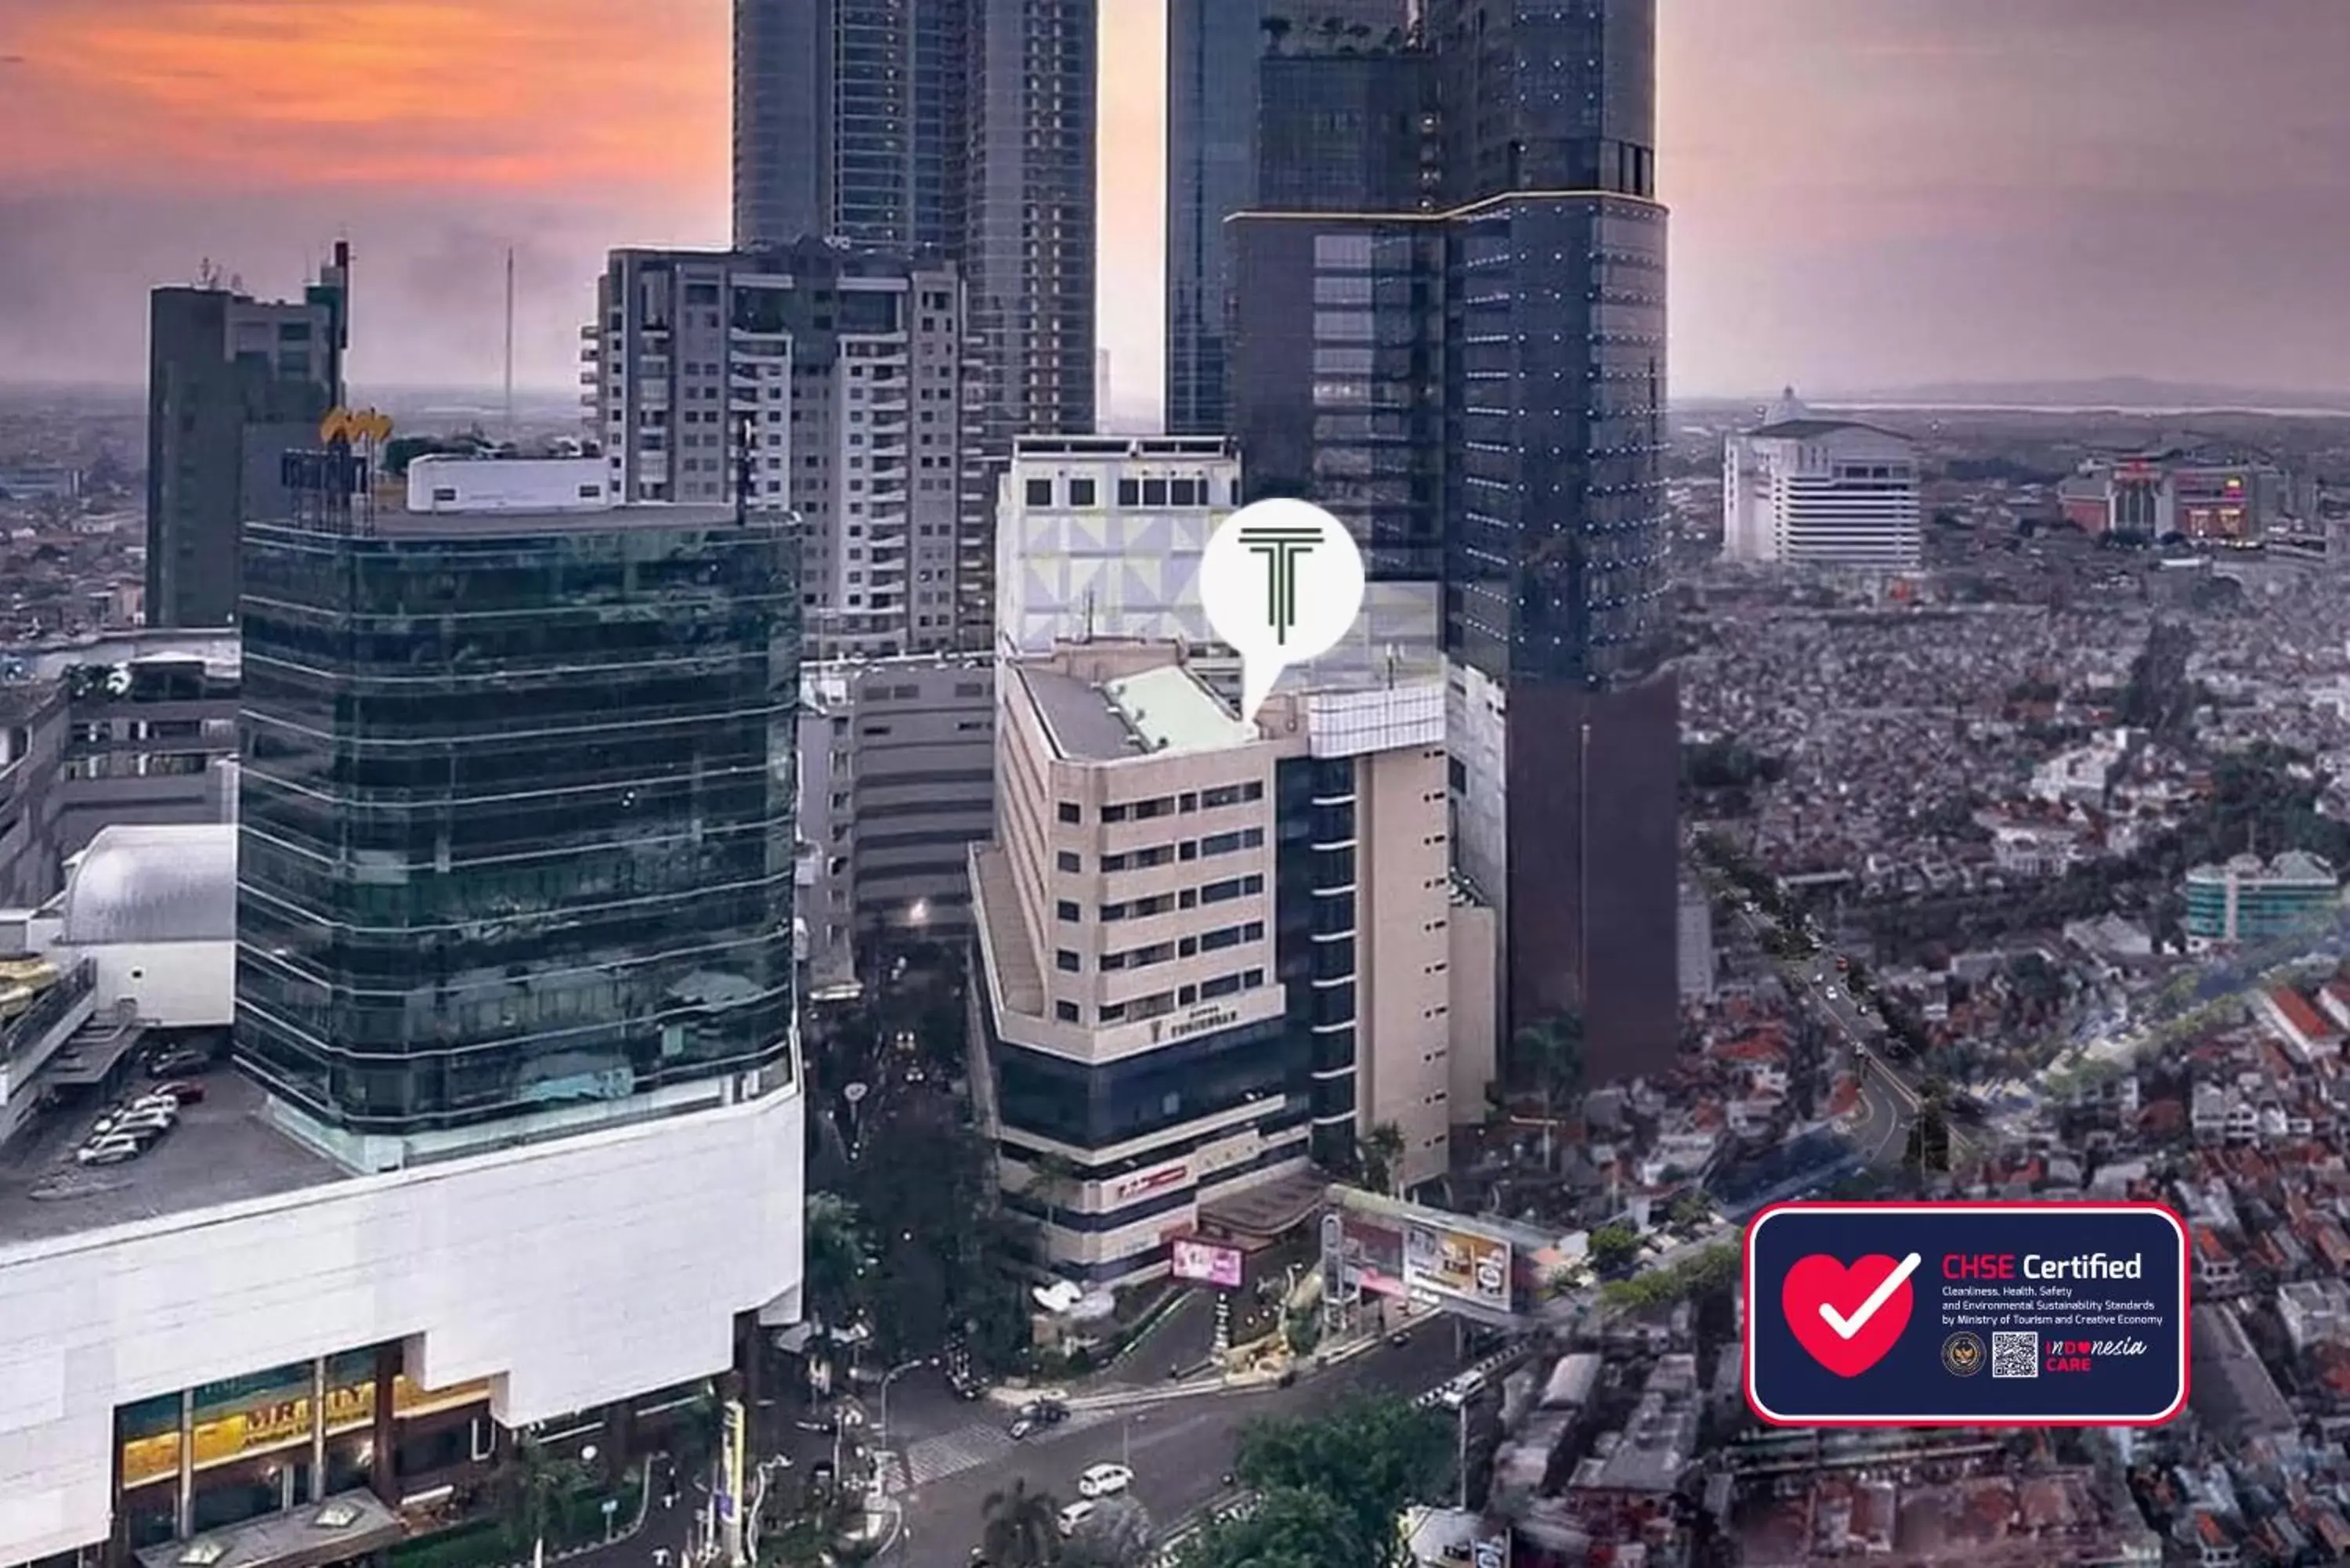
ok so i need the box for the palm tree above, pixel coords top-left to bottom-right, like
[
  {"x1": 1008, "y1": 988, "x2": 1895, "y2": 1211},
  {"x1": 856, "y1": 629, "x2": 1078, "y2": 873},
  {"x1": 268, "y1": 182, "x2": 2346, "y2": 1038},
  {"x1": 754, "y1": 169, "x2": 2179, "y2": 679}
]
[
  {"x1": 1358, "y1": 1122, "x2": 1405, "y2": 1198},
  {"x1": 1512, "y1": 1011, "x2": 1585, "y2": 1169},
  {"x1": 981, "y1": 1477, "x2": 1065, "y2": 1567},
  {"x1": 1028, "y1": 1151, "x2": 1081, "y2": 1252}
]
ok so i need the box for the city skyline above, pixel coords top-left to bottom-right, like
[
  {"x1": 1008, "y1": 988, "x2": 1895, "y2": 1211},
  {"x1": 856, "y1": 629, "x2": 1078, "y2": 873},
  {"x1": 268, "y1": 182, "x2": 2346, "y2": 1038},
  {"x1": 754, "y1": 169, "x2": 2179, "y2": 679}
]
[{"x1": 2, "y1": 0, "x2": 2347, "y2": 403}]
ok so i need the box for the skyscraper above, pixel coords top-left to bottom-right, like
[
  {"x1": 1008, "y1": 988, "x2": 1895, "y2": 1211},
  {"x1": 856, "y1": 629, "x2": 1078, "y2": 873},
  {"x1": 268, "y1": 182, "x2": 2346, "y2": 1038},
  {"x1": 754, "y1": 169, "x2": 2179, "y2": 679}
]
[
  {"x1": 588, "y1": 240, "x2": 985, "y2": 659},
  {"x1": 1162, "y1": 0, "x2": 1412, "y2": 438},
  {"x1": 732, "y1": 0, "x2": 1098, "y2": 647},
  {"x1": 1226, "y1": 0, "x2": 1678, "y2": 1085},
  {"x1": 732, "y1": 0, "x2": 968, "y2": 251},
  {"x1": 236, "y1": 457, "x2": 801, "y2": 1168},
  {"x1": 143, "y1": 245, "x2": 349, "y2": 627}
]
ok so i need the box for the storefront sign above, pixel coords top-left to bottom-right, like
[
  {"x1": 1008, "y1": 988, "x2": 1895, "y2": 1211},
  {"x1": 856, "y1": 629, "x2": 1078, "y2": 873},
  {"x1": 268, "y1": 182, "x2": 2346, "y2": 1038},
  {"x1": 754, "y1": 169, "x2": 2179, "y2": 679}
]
[
  {"x1": 1112, "y1": 1162, "x2": 1190, "y2": 1203},
  {"x1": 119, "y1": 1375, "x2": 494, "y2": 1489},
  {"x1": 1148, "y1": 1004, "x2": 1239, "y2": 1046}
]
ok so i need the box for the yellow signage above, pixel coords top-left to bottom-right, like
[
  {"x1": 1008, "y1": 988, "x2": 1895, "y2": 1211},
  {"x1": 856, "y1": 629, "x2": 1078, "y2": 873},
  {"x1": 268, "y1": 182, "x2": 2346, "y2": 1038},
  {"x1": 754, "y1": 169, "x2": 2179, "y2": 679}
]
[
  {"x1": 118, "y1": 1374, "x2": 494, "y2": 1491},
  {"x1": 319, "y1": 407, "x2": 395, "y2": 445}
]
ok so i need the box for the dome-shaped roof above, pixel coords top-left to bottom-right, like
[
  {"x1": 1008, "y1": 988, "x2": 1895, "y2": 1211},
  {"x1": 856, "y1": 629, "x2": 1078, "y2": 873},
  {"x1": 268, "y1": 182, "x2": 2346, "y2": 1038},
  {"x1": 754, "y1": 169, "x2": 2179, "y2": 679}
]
[{"x1": 58, "y1": 824, "x2": 237, "y2": 946}]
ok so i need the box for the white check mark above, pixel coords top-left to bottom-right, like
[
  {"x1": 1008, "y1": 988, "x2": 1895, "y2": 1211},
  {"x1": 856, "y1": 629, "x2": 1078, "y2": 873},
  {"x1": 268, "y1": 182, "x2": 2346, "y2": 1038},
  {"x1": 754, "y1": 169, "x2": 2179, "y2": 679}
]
[{"x1": 1818, "y1": 1252, "x2": 1922, "y2": 1340}]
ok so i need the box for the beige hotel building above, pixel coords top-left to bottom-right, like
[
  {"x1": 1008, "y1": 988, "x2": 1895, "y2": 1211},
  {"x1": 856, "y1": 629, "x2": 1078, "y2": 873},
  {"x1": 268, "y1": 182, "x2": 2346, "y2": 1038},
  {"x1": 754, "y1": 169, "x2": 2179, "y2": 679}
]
[{"x1": 968, "y1": 640, "x2": 1491, "y2": 1283}]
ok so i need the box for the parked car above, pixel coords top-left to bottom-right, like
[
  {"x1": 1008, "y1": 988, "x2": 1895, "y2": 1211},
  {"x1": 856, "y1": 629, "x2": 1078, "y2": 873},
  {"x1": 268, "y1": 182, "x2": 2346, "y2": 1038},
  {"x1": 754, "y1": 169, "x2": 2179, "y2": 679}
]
[
  {"x1": 1076, "y1": 1463, "x2": 1132, "y2": 1499},
  {"x1": 151, "y1": 1081, "x2": 206, "y2": 1106},
  {"x1": 1007, "y1": 1416, "x2": 1036, "y2": 1440},
  {"x1": 146, "y1": 1049, "x2": 208, "y2": 1079},
  {"x1": 1056, "y1": 1501, "x2": 1096, "y2": 1537},
  {"x1": 76, "y1": 1136, "x2": 143, "y2": 1166}
]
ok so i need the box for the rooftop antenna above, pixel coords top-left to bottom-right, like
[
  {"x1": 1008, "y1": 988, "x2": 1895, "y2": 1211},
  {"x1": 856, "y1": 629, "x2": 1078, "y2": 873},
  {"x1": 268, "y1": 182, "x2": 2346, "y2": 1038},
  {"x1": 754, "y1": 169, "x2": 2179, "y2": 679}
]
[{"x1": 503, "y1": 246, "x2": 516, "y2": 443}]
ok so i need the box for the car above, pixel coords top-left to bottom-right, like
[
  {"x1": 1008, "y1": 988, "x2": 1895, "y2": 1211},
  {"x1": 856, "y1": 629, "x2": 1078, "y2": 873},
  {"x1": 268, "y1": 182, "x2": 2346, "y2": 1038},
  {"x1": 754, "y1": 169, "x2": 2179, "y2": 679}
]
[
  {"x1": 146, "y1": 1049, "x2": 208, "y2": 1079},
  {"x1": 1057, "y1": 1501, "x2": 1096, "y2": 1537},
  {"x1": 110, "y1": 1108, "x2": 176, "y2": 1136},
  {"x1": 129, "y1": 1093, "x2": 182, "y2": 1115},
  {"x1": 1437, "y1": 1371, "x2": 1486, "y2": 1409},
  {"x1": 1388, "y1": 1328, "x2": 1412, "y2": 1346},
  {"x1": 1018, "y1": 1398, "x2": 1068, "y2": 1425},
  {"x1": 1076, "y1": 1463, "x2": 1132, "y2": 1499},
  {"x1": 1008, "y1": 1416, "x2": 1036, "y2": 1440},
  {"x1": 76, "y1": 1136, "x2": 143, "y2": 1166},
  {"x1": 151, "y1": 1081, "x2": 207, "y2": 1105}
]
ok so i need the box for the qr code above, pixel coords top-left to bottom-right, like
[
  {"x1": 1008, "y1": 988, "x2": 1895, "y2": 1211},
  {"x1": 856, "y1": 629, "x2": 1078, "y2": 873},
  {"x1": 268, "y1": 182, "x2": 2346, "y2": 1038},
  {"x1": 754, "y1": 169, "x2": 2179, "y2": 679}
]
[{"x1": 1991, "y1": 1332, "x2": 2039, "y2": 1378}]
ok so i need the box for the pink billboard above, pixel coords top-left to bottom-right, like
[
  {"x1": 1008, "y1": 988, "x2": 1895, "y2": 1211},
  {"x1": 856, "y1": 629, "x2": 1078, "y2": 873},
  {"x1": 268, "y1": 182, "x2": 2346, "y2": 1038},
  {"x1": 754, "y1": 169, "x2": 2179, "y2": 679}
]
[{"x1": 1170, "y1": 1237, "x2": 1245, "y2": 1289}]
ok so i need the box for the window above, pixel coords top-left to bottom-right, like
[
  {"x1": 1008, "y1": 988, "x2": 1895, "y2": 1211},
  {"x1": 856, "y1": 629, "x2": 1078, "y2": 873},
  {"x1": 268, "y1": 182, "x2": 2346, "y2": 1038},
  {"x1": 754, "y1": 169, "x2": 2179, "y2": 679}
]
[
  {"x1": 1101, "y1": 804, "x2": 1129, "y2": 823},
  {"x1": 1314, "y1": 233, "x2": 1374, "y2": 269},
  {"x1": 1057, "y1": 802, "x2": 1081, "y2": 824},
  {"x1": 1057, "y1": 851, "x2": 1081, "y2": 873},
  {"x1": 1026, "y1": 477, "x2": 1054, "y2": 507},
  {"x1": 1069, "y1": 477, "x2": 1097, "y2": 506},
  {"x1": 1141, "y1": 479, "x2": 1169, "y2": 507},
  {"x1": 1117, "y1": 478, "x2": 1140, "y2": 506},
  {"x1": 1055, "y1": 951, "x2": 1081, "y2": 973},
  {"x1": 1170, "y1": 479, "x2": 1199, "y2": 506},
  {"x1": 1056, "y1": 900, "x2": 1081, "y2": 923},
  {"x1": 1056, "y1": 1001, "x2": 1081, "y2": 1023}
]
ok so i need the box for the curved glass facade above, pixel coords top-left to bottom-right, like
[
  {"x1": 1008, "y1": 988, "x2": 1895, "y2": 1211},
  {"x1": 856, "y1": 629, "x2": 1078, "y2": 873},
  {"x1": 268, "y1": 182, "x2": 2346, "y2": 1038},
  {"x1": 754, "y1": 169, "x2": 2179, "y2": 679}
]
[{"x1": 234, "y1": 515, "x2": 799, "y2": 1136}]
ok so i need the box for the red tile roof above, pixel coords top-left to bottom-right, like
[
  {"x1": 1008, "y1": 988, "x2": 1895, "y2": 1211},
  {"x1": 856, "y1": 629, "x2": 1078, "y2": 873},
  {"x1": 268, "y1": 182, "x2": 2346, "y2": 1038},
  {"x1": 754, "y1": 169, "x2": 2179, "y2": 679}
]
[{"x1": 2269, "y1": 985, "x2": 2335, "y2": 1042}]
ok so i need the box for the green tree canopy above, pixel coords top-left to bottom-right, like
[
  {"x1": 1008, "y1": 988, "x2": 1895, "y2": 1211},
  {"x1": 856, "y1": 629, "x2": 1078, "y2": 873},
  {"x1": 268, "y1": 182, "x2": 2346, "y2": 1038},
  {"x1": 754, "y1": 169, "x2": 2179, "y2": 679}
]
[
  {"x1": 1173, "y1": 1487, "x2": 1365, "y2": 1568},
  {"x1": 1231, "y1": 1391, "x2": 1451, "y2": 1568},
  {"x1": 1588, "y1": 1223, "x2": 1642, "y2": 1273},
  {"x1": 1061, "y1": 1495, "x2": 1156, "y2": 1568}
]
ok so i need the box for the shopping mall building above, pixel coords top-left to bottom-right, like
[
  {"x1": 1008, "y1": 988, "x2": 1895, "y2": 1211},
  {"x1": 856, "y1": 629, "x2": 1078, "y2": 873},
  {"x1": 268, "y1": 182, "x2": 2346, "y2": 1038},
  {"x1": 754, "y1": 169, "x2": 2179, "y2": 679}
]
[{"x1": 0, "y1": 463, "x2": 806, "y2": 1568}]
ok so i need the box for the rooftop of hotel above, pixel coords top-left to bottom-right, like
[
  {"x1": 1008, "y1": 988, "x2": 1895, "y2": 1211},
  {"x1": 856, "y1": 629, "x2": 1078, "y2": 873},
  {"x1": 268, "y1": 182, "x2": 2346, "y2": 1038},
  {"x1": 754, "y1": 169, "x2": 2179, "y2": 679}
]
[
  {"x1": 0, "y1": 1066, "x2": 342, "y2": 1249},
  {"x1": 1017, "y1": 658, "x2": 1254, "y2": 763}
]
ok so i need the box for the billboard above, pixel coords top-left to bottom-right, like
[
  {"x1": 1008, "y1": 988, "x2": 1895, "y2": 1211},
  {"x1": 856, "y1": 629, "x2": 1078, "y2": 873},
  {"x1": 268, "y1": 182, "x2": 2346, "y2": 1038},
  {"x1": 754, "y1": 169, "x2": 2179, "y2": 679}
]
[
  {"x1": 1171, "y1": 1237, "x2": 1245, "y2": 1288},
  {"x1": 1404, "y1": 1220, "x2": 1511, "y2": 1310}
]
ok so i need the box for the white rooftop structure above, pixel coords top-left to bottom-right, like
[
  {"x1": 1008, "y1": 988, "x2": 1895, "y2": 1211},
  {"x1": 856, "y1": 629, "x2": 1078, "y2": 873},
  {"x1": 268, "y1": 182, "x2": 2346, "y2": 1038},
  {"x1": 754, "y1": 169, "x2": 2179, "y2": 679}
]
[{"x1": 56, "y1": 823, "x2": 237, "y2": 947}]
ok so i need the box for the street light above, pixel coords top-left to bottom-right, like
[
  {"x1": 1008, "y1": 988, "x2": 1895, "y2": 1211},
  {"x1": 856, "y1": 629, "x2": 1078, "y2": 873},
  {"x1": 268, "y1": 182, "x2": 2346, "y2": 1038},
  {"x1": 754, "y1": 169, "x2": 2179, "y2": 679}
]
[{"x1": 875, "y1": 1356, "x2": 936, "y2": 1451}]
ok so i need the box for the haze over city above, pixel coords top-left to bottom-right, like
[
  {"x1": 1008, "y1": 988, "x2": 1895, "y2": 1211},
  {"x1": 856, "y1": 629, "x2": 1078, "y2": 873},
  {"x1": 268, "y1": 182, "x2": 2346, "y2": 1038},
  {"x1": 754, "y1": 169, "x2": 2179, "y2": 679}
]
[{"x1": 2, "y1": 0, "x2": 2348, "y2": 407}]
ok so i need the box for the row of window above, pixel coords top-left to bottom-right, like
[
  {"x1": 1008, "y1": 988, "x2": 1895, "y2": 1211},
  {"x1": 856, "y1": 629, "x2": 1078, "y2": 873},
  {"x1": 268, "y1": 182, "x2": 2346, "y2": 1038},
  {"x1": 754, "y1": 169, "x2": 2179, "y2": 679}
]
[
  {"x1": 1053, "y1": 780, "x2": 1263, "y2": 827},
  {"x1": 1020, "y1": 475, "x2": 1243, "y2": 511},
  {"x1": 1060, "y1": 872, "x2": 1267, "y2": 926},
  {"x1": 1061, "y1": 919, "x2": 1267, "y2": 975},
  {"x1": 1053, "y1": 826, "x2": 1266, "y2": 878}
]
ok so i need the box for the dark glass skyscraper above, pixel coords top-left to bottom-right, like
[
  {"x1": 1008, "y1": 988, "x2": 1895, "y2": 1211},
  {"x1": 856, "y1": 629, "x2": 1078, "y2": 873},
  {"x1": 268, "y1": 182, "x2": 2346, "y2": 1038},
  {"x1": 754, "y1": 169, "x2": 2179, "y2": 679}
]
[
  {"x1": 235, "y1": 493, "x2": 800, "y2": 1162},
  {"x1": 1226, "y1": 0, "x2": 1678, "y2": 1086},
  {"x1": 144, "y1": 247, "x2": 348, "y2": 628},
  {"x1": 1163, "y1": 0, "x2": 1411, "y2": 438}
]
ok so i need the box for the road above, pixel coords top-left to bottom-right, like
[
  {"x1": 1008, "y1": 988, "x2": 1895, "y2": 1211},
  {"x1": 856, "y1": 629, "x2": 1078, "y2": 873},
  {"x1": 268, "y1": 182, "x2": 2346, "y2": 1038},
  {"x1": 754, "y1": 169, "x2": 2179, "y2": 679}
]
[{"x1": 888, "y1": 1331, "x2": 1463, "y2": 1568}]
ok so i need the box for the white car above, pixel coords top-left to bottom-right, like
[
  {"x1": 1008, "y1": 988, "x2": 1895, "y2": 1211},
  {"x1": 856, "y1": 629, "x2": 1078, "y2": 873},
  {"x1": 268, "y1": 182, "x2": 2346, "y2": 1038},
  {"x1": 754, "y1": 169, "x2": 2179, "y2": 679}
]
[
  {"x1": 1076, "y1": 1463, "x2": 1133, "y2": 1499},
  {"x1": 76, "y1": 1136, "x2": 143, "y2": 1166},
  {"x1": 1058, "y1": 1500, "x2": 1097, "y2": 1537},
  {"x1": 1437, "y1": 1371, "x2": 1487, "y2": 1409}
]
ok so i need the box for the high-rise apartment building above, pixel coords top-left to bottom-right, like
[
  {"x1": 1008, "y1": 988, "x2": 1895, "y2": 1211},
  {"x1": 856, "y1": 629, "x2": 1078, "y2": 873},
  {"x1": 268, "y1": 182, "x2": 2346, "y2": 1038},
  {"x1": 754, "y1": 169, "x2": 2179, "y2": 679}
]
[
  {"x1": 237, "y1": 455, "x2": 801, "y2": 1169},
  {"x1": 143, "y1": 245, "x2": 349, "y2": 627},
  {"x1": 970, "y1": 641, "x2": 1454, "y2": 1282},
  {"x1": 731, "y1": 0, "x2": 1100, "y2": 463},
  {"x1": 1163, "y1": 0, "x2": 1412, "y2": 436},
  {"x1": 588, "y1": 241, "x2": 986, "y2": 659},
  {"x1": 732, "y1": 0, "x2": 968, "y2": 251},
  {"x1": 1225, "y1": 0, "x2": 1678, "y2": 1086},
  {"x1": 0, "y1": 456, "x2": 804, "y2": 1567}
]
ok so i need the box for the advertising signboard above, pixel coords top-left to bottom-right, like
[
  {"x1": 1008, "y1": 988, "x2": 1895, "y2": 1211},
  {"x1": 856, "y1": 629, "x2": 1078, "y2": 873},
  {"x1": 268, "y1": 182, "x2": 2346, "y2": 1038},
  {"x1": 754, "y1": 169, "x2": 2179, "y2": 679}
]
[
  {"x1": 1171, "y1": 1237, "x2": 1246, "y2": 1288},
  {"x1": 1404, "y1": 1219, "x2": 1511, "y2": 1310}
]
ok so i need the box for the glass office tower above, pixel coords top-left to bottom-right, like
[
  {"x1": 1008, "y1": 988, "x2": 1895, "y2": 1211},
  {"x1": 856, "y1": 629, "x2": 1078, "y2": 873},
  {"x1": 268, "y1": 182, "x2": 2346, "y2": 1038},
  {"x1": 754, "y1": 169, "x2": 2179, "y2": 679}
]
[{"x1": 235, "y1": 507, "x2": 800, "y2": 1155}]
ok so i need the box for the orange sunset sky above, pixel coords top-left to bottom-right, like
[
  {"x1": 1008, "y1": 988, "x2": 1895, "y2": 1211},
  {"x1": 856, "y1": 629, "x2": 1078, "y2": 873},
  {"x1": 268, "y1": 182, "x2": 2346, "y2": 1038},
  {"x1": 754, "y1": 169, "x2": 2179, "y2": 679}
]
[{"x1": 1, "y1": 0, "x2": 2346, "y2": 405}]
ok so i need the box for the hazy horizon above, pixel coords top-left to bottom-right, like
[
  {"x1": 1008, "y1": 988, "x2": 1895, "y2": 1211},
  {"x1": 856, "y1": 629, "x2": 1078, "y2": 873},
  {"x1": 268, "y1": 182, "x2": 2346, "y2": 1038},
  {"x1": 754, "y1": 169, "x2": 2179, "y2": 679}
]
[{"x1": 3, "y1": 0, "x2": 2347, "y2": 417}]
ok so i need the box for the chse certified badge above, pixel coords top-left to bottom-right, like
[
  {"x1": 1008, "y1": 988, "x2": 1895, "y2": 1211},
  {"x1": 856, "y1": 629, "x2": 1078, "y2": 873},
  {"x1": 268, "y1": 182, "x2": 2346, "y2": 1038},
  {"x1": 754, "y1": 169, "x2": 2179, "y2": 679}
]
[{"x1": 1941, "y1": 1331, "x2": 1986, "y2": 1377}]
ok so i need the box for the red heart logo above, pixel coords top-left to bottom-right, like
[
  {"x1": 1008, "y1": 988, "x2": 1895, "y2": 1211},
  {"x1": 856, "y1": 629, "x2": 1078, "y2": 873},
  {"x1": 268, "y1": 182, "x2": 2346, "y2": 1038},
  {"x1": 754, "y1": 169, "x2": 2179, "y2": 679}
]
[{"x1": 1781, "y1": 1252, "x2": 1914, "y2": 1377}]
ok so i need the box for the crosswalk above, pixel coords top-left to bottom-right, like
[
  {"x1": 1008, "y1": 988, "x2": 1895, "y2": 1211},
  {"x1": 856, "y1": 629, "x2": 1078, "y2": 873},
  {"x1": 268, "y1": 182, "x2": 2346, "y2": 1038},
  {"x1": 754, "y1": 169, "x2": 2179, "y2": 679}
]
[{"x1": 884, "y1": 1407, "x2": 1114, "y2": 1493}]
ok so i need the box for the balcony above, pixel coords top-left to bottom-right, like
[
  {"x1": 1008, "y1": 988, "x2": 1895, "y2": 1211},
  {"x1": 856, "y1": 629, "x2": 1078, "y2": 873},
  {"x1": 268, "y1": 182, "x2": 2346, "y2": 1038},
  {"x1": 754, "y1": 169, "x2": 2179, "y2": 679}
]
[{"x1": 0, "y1": 956, "x2": 96, "y2": 1071}]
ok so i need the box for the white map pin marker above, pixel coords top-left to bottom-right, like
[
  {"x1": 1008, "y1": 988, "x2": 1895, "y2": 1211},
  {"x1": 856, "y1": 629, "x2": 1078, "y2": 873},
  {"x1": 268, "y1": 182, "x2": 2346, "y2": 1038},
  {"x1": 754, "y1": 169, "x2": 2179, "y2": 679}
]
[{"x1": 1198, "y1": 497, "x2": 1366, "y2": 725}]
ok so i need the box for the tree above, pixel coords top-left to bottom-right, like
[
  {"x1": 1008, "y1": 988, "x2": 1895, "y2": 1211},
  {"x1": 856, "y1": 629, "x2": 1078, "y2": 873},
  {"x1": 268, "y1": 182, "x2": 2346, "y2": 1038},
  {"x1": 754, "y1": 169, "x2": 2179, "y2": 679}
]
[
  {"x1": 980, "y1": 1477, "x2": 1065, "y2": 1568},
  {"x1": 1028, "y1": 1150, "x2": 1082, "y2": 1250},
  {"x1": 1358, "y1": 1122, "x2": 1405, "y2": 1198},
  {"x1": 1173, "y1": 1488, "x2": 1358, "y2": 1568},
  {"x1": 494, "y1": 1434, "x2": 591, "y2": 1550},
  {"x1": 1512, "y1": 1011, "x2": 1585, "y2": 1168},
  {"x1": 804, "y1": 1191, "x2": 871, "y2": 1331},
  {"x1": 1060, "y1": 1495, "x2": 1155, "y2": 1568},
  {"x1": 1232, "y1": 1391, "x2": 1452, "y2": 1568},
  {"x1": 1668, "y1": 1190, "x2": 1712, "y2": 1231},
  {"x1": 1589, "y1": 1223, "x2": 1642, "y2": 1275}
]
